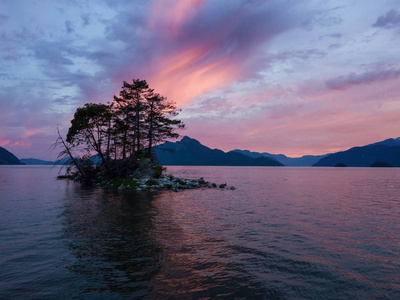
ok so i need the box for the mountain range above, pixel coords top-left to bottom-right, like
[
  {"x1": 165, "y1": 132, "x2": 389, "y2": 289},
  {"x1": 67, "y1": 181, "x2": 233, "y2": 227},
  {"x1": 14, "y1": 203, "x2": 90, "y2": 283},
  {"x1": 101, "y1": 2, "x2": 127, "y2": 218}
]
[
  {"x1": 313, "y1": 138, "x2": 400, "y2": 167},
  {"x1": 2, "y1": 136, "x2": 400, "y2": 167},
  {"x1": 154, "y1": 136, "x2": 283, "y2": 166},
  {"x1": 20, "y1": 158, "x2": 54, "y2": 165},
  {"x1": 230, "y1": 149, "x2": 328, "y2": 166}
]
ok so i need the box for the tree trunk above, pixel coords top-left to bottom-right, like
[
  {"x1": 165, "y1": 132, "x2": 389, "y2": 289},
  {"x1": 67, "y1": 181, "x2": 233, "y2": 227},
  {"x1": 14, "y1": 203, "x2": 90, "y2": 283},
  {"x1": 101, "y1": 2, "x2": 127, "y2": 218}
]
[{"x1": 56, "y1": 127, "x2": 85, "y2": 177}]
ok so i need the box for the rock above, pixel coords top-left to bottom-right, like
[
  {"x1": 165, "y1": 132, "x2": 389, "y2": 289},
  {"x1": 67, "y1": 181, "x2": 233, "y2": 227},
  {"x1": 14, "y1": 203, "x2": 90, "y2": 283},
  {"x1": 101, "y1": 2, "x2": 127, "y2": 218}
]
[
  {"x1": 370, "y1": 161, "x2": 393, "y2": 167},
  {"x1": 83, "y1": 171, "x2": 230, "y2": 193},
  {"x1": 230, "y1": 186, "x2": 236, "y2": 190},
  {"x1": 335, "y1": 163, "x2": 347, "y2": 167}
]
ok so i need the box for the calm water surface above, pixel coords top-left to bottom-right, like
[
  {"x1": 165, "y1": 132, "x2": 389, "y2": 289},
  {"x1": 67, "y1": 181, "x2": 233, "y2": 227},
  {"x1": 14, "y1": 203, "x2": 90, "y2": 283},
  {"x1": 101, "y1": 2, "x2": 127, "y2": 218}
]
[{"x1": 0, "y1": 165, "x2": 399, "y2": 299}]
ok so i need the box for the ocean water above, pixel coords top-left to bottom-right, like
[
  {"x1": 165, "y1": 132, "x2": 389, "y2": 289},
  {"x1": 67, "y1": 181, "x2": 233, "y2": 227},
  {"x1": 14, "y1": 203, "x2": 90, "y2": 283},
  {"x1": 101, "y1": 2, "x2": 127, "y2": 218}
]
[{"x1": 0, "y1": 165, "x2": 399, "y2": 299}]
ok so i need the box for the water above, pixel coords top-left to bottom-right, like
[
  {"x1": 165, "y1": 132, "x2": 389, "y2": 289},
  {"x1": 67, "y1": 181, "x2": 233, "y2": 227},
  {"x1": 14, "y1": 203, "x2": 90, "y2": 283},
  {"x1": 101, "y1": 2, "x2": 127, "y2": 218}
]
[{"x1": 1, "y1": 166, "x2": 399, "y2": 299}]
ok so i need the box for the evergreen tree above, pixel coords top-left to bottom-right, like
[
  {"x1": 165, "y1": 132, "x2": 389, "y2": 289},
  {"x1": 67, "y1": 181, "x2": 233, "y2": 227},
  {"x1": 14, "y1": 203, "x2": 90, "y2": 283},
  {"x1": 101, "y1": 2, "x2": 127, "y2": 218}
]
[
  {"x1": 111, "y1": 79, "x2": 153, "y2": 157},
  {"x1": 57, "y1": 78, "x2": 184, "y2": 181},
  {"x1": 146, "y1": 93, "x2": 185, "y2": 159},
  {"x1": 66, "y1": 103, "x2": 112, "y2": 164}
]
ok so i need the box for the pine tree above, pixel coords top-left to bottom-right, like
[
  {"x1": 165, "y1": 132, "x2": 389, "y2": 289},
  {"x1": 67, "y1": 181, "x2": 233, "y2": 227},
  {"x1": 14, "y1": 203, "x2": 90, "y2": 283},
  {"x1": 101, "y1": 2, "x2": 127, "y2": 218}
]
[{"x1": 145, "y1": 93, "x2": 185, "y2": 159}]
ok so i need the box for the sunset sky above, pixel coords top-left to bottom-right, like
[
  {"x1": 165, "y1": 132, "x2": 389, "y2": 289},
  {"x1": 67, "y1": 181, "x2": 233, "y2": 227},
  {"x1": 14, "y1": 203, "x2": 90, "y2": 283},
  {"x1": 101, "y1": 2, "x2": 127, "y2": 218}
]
[{"x1": 1, "y1": 0, "x2": 400, "y2": 160}]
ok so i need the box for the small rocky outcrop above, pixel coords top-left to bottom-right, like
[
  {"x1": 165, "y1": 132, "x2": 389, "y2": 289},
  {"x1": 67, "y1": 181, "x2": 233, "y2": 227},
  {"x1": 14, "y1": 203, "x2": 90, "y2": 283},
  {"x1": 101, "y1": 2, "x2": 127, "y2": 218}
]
[
  {"x1": 334, "y1": 163, "x2": 347, "y2": 167},
  {"x1": 370, "y1": 162, "x2": 393, "y2": 168},
  {"x1": 93, "y1": 176, "x2": 236, "y2": 192}
]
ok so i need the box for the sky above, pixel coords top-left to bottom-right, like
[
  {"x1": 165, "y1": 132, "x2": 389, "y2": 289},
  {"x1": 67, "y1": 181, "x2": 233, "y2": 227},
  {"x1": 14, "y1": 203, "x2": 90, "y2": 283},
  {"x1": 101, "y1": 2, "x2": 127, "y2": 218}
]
[{"x1": 1, "y1": 0, "x2": 400, "y2": 160}]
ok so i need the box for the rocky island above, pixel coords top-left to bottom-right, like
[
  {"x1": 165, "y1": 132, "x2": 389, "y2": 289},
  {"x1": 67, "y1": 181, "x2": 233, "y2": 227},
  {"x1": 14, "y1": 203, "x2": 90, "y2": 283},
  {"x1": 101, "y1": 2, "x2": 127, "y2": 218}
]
[
  {"x1": 58, "y1": 157, "x2": 234, "y2": 192},
  {"x1": 54, "y1": 79, "x2": 233, "y2": 192}
]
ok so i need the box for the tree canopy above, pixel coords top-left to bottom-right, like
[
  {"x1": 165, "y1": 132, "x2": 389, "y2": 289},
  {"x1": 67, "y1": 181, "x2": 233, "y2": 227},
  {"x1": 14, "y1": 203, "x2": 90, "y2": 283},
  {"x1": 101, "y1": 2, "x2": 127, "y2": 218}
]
[{"x1": 55, "y1": 79, "x2": 184, "y2": 181}]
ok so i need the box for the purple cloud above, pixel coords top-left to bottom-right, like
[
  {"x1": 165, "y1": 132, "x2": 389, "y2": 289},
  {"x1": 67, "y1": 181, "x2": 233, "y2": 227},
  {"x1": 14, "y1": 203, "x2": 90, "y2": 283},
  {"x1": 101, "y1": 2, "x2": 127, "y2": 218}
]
[
  {"x1": 326, "y1": 67, "x2": 400, "y2": 90},
  {"x1": 65, "y1": 20, "x2": 75, "y2": 34},
  {"x1": 373, "y1": 9, "x2": 400, "y2": 28},
  {"x1": 81, "y1": 14, "x2": 90, "y2": 27}
]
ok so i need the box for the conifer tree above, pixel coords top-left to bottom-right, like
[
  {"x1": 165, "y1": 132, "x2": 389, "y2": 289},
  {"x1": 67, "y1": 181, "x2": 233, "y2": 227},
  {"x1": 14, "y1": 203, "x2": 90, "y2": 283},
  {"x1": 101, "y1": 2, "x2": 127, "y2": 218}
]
[
  {"x1": 59, "y1": 78, "x2": 184, "y2": 176},
  {"x1": 66, "y1": 103, "x2": 112, "y2": 164},
  {"x1": 146, "y1": 93, "x2": 185, "y2": 158}
]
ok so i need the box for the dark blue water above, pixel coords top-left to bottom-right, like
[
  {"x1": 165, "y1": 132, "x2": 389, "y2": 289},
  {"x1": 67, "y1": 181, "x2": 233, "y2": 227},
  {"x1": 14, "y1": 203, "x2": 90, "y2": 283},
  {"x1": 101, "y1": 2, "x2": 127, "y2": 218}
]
[{"x1": 1, "y1": 165, "x2": 399, "y2": 299}]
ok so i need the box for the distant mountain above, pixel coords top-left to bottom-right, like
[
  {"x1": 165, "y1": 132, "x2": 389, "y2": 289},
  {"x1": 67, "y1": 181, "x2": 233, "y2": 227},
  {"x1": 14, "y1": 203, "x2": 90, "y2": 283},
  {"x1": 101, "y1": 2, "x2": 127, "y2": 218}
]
[
  {"x1": 21, "y1": 154, "x2": 112, "y2": 166},
  {"x1": 314, "y1": 138, "x2": 400, "y2": 167},
  {"x1": 231, "y1": 149, "x2": 328, "y2": 166},
  {"x1": 154, "y1": 136, "x2": 283, "y2": 166},
  {"x1": 367, "y1": 137, "x2": 400, "y2": 147},
  {"x1": 54, "y1": 154, "x2": 109, "y2": 166},
  {"x1": 21, "y1": 158, "x2": 54, "y2": 165},
  {"x1": 0, "y1": 147, "x2": 23, "y2": 165}
]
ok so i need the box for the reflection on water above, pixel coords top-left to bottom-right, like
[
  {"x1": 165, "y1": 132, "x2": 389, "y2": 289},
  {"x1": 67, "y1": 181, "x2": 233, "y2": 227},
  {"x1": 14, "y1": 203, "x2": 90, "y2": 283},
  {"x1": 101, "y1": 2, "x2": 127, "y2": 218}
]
[
  {"x1": 1, "y1": 166, "x2": 400, "y2": 299},
  {"x1": 62, "y1": 185, "x2": 163, "y2": 297}
]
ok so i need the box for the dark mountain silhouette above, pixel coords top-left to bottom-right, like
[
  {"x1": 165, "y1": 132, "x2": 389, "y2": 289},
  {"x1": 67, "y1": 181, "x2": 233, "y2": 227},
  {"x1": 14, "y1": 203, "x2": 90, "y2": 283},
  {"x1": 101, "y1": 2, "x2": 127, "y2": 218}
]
[
  {"x1": 314, "y1": 140, "x2": 400, "y2": 167},
  {"x1": 154, "y1": 136, "x2": 283, "y2": 166},
  {"x1": 0, "y1": 147, "x2": 23, "y2": 165},
  {"x1": 231, "y1": 149, "x2": 328, "y2": 166},
  {"x1": 367, "y1": 137, "x2": 400, "y2": 147},
  {"x1": 20, "y1": 158, "x2": 54, "y2": 165},
  {"x1": 22, "y1": 154, "x2": 112, "y2": 166}
]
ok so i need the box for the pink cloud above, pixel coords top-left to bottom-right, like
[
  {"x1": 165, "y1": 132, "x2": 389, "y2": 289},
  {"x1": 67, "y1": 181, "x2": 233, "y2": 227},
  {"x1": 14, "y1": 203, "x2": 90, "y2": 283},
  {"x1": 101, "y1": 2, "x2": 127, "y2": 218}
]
[
  {"x1": 0, "y1": 140, "x2": 10, "y2": 147},
  {"x1": 124, "y1": 0, "x2": 307, "y2": 107},
  {"x1": 148, "y1": 47, "x2": 239, "y2": 107},
  {"x1": 10, "y1": 141, "x2": 32, "y2": 147},
  {"x1": 21, "y1": 129, "x2": 39, "y2": 138},
  {"x1": 149, "y1": 0, "x2": 204, "y2": 37},
  {"x1": 179, "y1": 68, "x2": 400, "y2": 157}
]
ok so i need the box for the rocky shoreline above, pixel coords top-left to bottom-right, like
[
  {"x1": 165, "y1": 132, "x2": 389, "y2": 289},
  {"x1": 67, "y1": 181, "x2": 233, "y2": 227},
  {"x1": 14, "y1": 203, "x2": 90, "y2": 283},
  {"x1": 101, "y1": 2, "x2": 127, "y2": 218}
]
[
  {"x1": 56, "y1": 158, "x2": 235, "y2": 192},
  {"x1": 59, "y1": 173, "x2": 236, "y2": 192}
]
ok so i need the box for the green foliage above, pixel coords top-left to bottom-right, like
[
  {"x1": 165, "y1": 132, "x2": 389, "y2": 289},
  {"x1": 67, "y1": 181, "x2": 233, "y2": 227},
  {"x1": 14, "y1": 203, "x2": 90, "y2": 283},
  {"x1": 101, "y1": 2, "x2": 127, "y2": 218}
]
[
  {"x1": 154, "y1": 165, "x2": 166, "y2": 178},
  {"x1": 174, "y1": 178, "x2": 187, "y2": 185},
  {"x1": 109, "y1": 178, "x2": 125, "y2": 189},
  {"x1": 125, "y1": 179, "x2": 140, "y2": 188},
  {"x1": 168, "y1": 174, "x2": 174, "y2": 181},
  {"x1": 109, "y1": 179, "x2": 140, "y2": 189},
  {"x1": 102, "y1": 158, "x2": 140, "y2": 180},
  {"x1": 145, "y1": 179, "x2": 158, "y2": 186}
]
